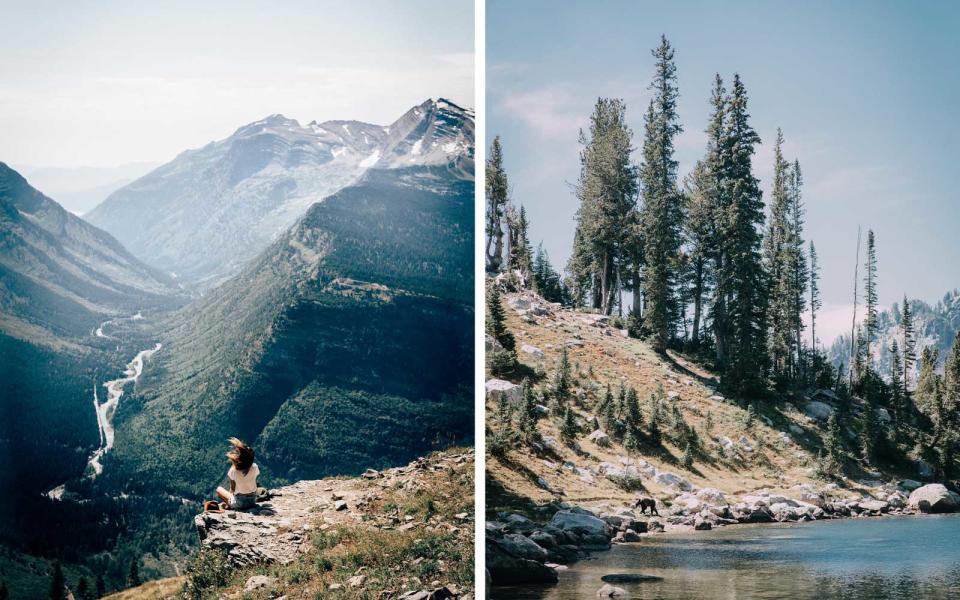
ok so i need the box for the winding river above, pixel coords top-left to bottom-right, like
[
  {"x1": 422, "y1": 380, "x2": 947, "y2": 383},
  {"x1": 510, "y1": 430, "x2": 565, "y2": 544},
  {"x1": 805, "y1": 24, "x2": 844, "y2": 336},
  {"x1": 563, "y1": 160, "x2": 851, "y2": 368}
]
[
  {"x1": 88, "y1": 342, "x2": 161, "y2": 475},
  {"x1": 495, "y1": 515, "x2": 960, "y2": 600}
]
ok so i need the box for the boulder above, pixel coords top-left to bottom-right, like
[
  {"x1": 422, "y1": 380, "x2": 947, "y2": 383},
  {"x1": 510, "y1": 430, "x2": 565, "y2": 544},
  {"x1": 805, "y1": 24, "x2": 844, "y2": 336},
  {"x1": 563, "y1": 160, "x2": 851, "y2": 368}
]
[
  {"x1": 899, "y1": 479, "x2": 923, "y2": 491},
  {"x1": 654, "y1": 471, "x2": 692, "y2": 491},
  {"x1": 502, "y1": 513, "x2": 537, "y2": 533},
  {"x1": 859, "y1": 499, "x2": 888, "y2": 513},
  {"x1": 521, "y1": 344, "x2": 545, "y2": 359},
  {"x1": 549, "y1": 509, "x2": 611, "y2": 537},
  {"x1": 694, "y1": 517, "x2": 712, "y2": 530},
  {"x1": 529, "y1": 530, "x2": 557, "y2": 549},
  {"x1": 804, "y1": 401, "x2": 835, "y2": 422},
  {"x1": 908, "y1": 484, "x2": 960, "y2": 514},
  {"x1": 917, "y1": 460, "x2": 934, "y2": 479},
  {"x1": 500, "y1": 533, "x2": 549, "y2": 561},
  {"x1": 509, "y1": 297, "x2": 532, "y2": 311},
  {"x1": 587, "y1": 429, "x2": 611, "y2": 447},
  {"x1": 485, "y1": 379, "x2": 522, "y2": 403},
  {"x1": 486, "y1": 535, "x2": 558, "y2": 584},
  {"x1": 485, "y1": 334, "x2": 504, "y2": 353}
]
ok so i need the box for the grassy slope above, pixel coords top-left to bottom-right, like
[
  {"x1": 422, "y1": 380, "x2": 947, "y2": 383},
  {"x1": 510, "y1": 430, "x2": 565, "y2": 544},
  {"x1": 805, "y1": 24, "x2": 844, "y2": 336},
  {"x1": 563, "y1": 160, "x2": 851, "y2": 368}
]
[{"x1": 487, "y1": 290, "x2": 889, "y2": 514}]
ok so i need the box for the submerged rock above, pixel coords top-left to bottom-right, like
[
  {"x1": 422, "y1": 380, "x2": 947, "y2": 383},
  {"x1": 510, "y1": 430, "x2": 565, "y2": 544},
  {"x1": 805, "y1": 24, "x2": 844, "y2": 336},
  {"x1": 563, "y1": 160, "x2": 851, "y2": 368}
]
[
  {"x1": 596, "y1": 583, "x2": 628, "y2": 597},
  {"x1": 601, "y1": 574, "x2": 664, "y2": 583}
]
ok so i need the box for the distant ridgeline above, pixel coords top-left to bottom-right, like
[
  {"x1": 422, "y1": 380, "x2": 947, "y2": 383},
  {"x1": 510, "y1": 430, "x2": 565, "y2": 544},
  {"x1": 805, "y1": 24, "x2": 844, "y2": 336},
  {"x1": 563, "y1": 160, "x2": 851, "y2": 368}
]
[{"x1": 829, "y1": 289, "x2": 960, "y2": 382}]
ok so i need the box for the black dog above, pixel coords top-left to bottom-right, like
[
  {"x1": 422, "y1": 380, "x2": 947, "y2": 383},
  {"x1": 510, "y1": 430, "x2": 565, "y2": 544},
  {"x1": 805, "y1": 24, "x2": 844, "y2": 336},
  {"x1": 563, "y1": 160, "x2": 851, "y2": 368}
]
[{"x1": 633, "y1": 496, "x2": 659, "y2": 516}]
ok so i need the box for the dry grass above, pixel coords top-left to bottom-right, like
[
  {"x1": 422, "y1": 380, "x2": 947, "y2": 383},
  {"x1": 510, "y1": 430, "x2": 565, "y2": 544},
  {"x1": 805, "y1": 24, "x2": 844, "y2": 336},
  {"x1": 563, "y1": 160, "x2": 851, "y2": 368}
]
[
  {"x1": 103, "y1": 577, "x2": 186, "y2": 600},
  {"x1": 486, "y1": 292, "x2": 846, "y2": 513}
]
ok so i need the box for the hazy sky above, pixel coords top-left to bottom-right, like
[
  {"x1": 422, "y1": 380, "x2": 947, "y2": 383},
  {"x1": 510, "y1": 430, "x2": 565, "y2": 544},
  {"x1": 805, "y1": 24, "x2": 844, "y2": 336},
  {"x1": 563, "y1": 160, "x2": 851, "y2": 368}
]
[
  {"x1": 488, "y1": 0, "x2": 960, "y2": 344},
  {"x1": 0, "y1": 0, "x2": 474, "y2": 169}
]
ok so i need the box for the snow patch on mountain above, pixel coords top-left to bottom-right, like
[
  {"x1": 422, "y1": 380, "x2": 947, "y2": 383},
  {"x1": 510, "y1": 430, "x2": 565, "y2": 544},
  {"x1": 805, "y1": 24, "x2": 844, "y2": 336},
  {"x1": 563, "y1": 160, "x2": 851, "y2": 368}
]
[{"x1": 85, "y1": 99, "x2": 473, "y2": 286}]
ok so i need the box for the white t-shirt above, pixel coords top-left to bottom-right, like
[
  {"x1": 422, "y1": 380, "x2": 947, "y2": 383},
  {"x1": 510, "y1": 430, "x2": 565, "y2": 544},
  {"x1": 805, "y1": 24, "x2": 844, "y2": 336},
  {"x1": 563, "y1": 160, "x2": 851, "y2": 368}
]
[{"x1": 228, "y1": 463, "x2": 259, "y2": 495}]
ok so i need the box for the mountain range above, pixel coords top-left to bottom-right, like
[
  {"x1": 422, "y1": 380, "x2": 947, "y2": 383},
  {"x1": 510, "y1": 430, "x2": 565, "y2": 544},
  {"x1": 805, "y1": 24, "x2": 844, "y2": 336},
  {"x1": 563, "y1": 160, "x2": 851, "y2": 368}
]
[
  {"x1": 85, "y1": 99, "x2": 474, "y2": 287},
  {"x1": 828, "y1": 289, "x2": 960, "y2": 381}
]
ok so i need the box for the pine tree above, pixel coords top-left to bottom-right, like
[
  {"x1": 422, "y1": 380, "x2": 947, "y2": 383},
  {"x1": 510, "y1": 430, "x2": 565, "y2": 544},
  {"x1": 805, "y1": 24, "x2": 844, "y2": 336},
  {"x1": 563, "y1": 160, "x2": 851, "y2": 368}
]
[
  {"x1": 49, "y1": 562, "x2": 65, "y2": 600},
  {"x1": 569, "y1": 98, "x2": 638, "y2": 314},
  {"x1": 902, "y1": 296, "x2": 916, "y2": 394},
  {"x1": 639, "y1": 35, "x2": 684, "y2": 351},
  {"x1": 486, "y1": 285, "x2": 515, "y2": 352},
  {"x1": 509, "y1": 205, "x2": 534, "y2": 277},
  {"x1": 648, "y1": 387, "x2": 664, "y2": 445},
  {"x1": 553, "y1": 346, "x2": 571, "y2": 403},
  {"x1": 764, "y1": 128, "x2": 794, "y2": 382},
  {"x1": 890, "y1": 339, "x2": 905, "y2": 437},
  {"x1": 825, "y1": 412, "x2": 843, "y2": 472},
  {"x1": 682, "y1": 440, "x2": 694, "y2": 469},
  {"x1": 486, "y1": 136, "x2": 509, "y2": 272},
  {"x1": 96, "y1": 573, "x2": 105, "y2": 598},
  {"x1": 915, "y1": 347, "x2": 941, "y2": 418},
  {"x1": 76, "y1": 577, "x2": 91, "y2": 600},
  {"x1": 518, "y1": 378, "x2": 538, "y2": 439},
  {"x1": 682, "y1": 160, "x2": 715, "y2": 346},
  {"x1": 532, "y1": 243, "x2": 568, "y2": 304},
  {"x1": 809, "y1": 241, "x2": 822, "y2": 355},
  {"x1": 625, "y1": 386, "x2": 642, "y2": 430},
  {"x1": 859, "y1": 393, "x2": 879, "y2": 463},
  {"x1": 705, "y1": 74, "x2": 731, "y2": 365},
  {"x1": 788, "y1": 160, "x2": 808, "y2": 377},
  {"x1": 128, "y1": 558, "x2": 141, "y2": 587},
  {"x1": 862, "y1": 230, "x2": 879, "y2": 372},
  {"x1": 717, "y1": 74, "x2": 767, "y2": 395},
  {"x1": 560, "y1": 407, "x2": 578, "y2": 445},
  {"x1": 945, "y1": 332, "x2": 960, "y2": 419},
  {"x1": 0, "y1": 582, "x2": 8, "y2": 600}
]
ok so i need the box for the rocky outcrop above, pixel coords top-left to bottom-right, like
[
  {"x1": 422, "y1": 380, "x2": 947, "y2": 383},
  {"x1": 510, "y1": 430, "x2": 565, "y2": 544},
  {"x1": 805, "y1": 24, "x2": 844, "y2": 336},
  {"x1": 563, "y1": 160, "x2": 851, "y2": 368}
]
[{"x1": 194, "y1": 450, "x2": 474, "y2": 567}]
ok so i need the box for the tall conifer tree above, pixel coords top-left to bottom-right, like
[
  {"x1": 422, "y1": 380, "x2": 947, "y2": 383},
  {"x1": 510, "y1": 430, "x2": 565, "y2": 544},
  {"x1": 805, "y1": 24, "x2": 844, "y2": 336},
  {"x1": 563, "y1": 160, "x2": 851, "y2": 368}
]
[
  {"x1": 717, "y1": 74, "x2": 767, "y2": 394},
  {"x1": 639, "y1": 35, "x2": 684, "y2": 351},
  {"x1": 486, "y1": 136, "x2": 509, "y2": 272},
  {"x1": 569, "y1": 98, "x2": 638, "y2": 314}
]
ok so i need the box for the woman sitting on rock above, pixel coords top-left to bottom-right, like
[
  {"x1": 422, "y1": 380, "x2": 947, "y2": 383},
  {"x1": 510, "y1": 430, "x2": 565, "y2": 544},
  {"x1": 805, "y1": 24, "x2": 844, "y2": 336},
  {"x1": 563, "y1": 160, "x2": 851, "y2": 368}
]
[{"x1": 216, "y1": 438, "x2": 259, "y2": 510}]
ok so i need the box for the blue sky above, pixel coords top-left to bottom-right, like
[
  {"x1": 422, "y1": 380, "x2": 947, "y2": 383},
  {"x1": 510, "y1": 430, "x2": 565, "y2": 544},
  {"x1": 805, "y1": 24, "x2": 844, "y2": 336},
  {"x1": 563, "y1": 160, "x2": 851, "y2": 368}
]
[
  {"x1": 0, "y1": 0, "x2": 473, "y2": 169},
  {"x1": 487, "y1": 0, "x2": 960, "y2": 343}
]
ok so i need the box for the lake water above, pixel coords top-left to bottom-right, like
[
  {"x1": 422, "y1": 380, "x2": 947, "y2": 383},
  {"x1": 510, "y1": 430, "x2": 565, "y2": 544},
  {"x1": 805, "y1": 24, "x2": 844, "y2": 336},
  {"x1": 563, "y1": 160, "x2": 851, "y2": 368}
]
[{"x1": 493, "y1": 515, "x2": 960, "y2": 600}]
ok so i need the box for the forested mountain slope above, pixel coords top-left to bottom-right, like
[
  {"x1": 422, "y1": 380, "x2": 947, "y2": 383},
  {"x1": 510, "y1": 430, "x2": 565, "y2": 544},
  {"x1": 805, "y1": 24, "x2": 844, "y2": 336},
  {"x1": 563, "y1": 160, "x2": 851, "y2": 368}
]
[{"x1": 103, "y1": 166, "x2": 474, "y2": 496}]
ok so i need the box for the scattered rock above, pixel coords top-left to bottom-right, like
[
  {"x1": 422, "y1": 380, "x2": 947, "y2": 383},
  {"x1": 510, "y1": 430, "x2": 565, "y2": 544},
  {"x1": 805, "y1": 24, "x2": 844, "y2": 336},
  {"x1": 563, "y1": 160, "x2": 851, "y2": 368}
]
[
  {"x1": 244, "y1": 575, "x2": 277, "y2": 592},
  {"x1": 521, "y1": 344, "x2": 545, "y2": 359},
  {"x1": 587, "y1": 429, "x2": 611, "y2": 447}
]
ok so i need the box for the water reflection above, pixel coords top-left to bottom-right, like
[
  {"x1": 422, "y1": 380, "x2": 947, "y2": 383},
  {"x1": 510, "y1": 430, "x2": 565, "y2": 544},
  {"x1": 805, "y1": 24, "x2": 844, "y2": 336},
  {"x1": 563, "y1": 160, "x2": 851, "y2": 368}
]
[{"x1": 492, "y1": 515, "x2": 960, "y2": 600}]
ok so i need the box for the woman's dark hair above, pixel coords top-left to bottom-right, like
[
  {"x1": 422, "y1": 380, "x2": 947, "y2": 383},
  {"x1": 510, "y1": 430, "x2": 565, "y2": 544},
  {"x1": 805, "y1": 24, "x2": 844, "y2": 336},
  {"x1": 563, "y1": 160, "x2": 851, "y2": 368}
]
[{"x1": 226, "y1": 437, "x2": 254, "y2": 473}]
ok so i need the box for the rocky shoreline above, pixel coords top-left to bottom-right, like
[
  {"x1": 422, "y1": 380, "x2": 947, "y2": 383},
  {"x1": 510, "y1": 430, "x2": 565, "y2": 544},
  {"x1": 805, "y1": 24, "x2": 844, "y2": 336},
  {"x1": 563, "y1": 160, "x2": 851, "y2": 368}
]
[{"x1": 486, "y1": 481, "x2": 960, "y2": 587}]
